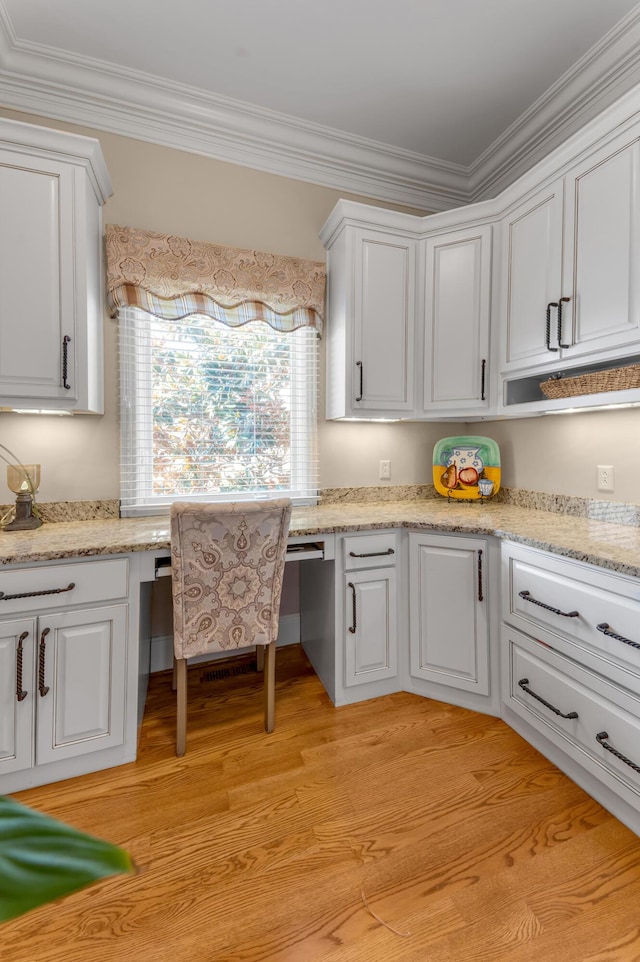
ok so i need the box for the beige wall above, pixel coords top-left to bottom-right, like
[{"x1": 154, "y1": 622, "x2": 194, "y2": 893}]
[{"x1": 1, "y1": 106, "x2": 639, "y2": 506}]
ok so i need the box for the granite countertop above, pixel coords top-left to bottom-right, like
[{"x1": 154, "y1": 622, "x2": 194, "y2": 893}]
[{"x1": 0, "y1": 499, "x2": 639, "y2": 579}]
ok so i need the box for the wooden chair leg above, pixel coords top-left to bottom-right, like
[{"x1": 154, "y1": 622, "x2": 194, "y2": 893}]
[
  {"x1": 172, "y1": 654, "x2": 178, "y2": 691},
  {"x1": 176, "y1": 658, "x2": 187, "y2": 757},
  {"x1": 255, "y1": 645, "x2": 265, "y2": 672},
  {"x1": 263, "y1": 643, "x2": 276, "y2": 733}
]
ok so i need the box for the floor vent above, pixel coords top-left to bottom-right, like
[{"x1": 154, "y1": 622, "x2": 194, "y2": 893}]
[{"x1": 202, "y1": 663, "x2": 254, "y2": 682}]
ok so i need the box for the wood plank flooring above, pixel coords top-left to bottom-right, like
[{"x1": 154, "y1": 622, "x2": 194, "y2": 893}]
[{"x1": 5, "y1": 645, "x2": 640, "y2": 962}]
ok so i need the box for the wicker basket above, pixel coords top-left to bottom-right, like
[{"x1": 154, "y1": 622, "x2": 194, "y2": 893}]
[{"x1": 540, "y1": 363, "x2": 640, "y2": 400}]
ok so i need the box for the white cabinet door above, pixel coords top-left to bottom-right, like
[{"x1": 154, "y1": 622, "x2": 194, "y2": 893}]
[
  {"x1": 324, "y1": 220, "x2": 417, "y2": 419},
  {"x1": 35, "y1": 605, "x2": 127, "y2": 765},
  {"x1": 0, "y1": 152, "x2": 77, "y2": 403},
  {"x1": 500, "y1": 180, "x2": 564, "y2": 372},
  {"x1": 352, "y1": 230, "x2": 416, "y2": 415},
  {"x1": 561, "y1": 132, "x2": 640, "y2": 361},
  {"x1": 409, "y1": 533, "x2": 489, "y2": 695},
  {"x1": 0, "y1": 618, "x2": 34, "y2": 776},
  {"x1": 0, "y1": 121, "x2": 111, "y2": 413},
  {"x1": 422, "y1": 225, "x2": 492, "y2": 412},
  {"x1": 344, "y1": 568, "x2": 398, "y2": 687}
]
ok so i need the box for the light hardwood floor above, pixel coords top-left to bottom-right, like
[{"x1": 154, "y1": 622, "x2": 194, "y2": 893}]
[{"x1": 5, "y1": 645, "x2": 640, "y2": 962}]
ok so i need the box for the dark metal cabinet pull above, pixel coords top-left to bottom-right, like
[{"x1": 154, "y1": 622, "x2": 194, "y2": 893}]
[
  {"x1": 557, "y1": 297, "x2": 571, "y2": 348},
  {"x1": 518, "y1": 678, "x2": 578, "y2": 719},
  {"x1": 38, "y1": 627, "x2": 50, "y2": 697},
  {"x1": 518, "y1": 589, "x2": 579, "y2": 618},
  {"x1": 62, "y1": 335, "x2": 72, "y2": 390},
  {"x1": 545, "y1": 302, "x2": 559, "y2": 352},
  {"x1": 477, "y1": 549, "x2": 484, "y2": 602},
  {"x1": 480, "y1": 359, "x2": 486, "y2": 401},
  {"x1": 0, "y1": 582, "x2": 75, "y2": 602},
  {"x1": 596, "y1": 731, "x2": 640, "y2": 774},
  {"x1": 347, "y1": 582, "x2": 357, "y2": 634},
  {"x1": 349, "y1": 548, "x2": 395, "y2": 559},
  {"x1": 355, "y1": 361, "x2": 363, "y2": 402},
  {"x1": 597, "y1": 622, "x2": 640, "y2": 650},
  {"x1": 16, "y1": 631, "x2": 28, "y2": 702}
]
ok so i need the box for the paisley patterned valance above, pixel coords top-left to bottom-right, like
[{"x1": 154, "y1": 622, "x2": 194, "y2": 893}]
[{"x1": 105, "y1": 225, "x2": 325, "y2": 333}]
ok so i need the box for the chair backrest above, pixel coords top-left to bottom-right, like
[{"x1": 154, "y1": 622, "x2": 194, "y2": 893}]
[{"x1": 170, "y1": 499, "x2": 292, "y2": 660}]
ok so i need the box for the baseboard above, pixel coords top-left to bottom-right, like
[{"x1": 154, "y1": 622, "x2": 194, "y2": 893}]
[{"x1": 149, "y1": 613, "x2": 301, "y2": 674}]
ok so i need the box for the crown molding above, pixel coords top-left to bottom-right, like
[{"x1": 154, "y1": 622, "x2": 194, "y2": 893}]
[
  {"x1": 0, "y1": 5, "x2": 467, "y2": 212},
  {"x1": 469, "y1": 5, "x2": 640, "y2": 201},
  {"x1": 2, "y1": 1, "x2": 640, "y2": 212}
]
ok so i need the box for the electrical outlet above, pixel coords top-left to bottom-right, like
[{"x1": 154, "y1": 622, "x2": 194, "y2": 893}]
[
  {"x1": 379, "y1": 459, "x2": 391, "y2": 480},
  {"x1": 597, "y1": 465, "x2": 614, "y2": 492}
]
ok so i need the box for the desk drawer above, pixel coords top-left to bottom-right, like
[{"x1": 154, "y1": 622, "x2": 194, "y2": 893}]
[
  {"x1": 343, "y1": 532, "x2": 398, "y2": 570},
  {"x1": 503, "y1": 542, "x2": 640, "y2": 682},
  {"x1": 504, "y1": 628, "x2": 640, "y2": 800},
  {"x1": 0, "y1": 558, "x2": 129, "y2": 615}
]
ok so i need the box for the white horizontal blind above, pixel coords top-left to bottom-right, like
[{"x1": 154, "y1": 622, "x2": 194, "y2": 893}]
[{"x1": 119, "y1": 307, "x2": 318, "y2": 515}]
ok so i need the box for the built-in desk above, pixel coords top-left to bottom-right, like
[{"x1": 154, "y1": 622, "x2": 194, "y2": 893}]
[{"x1": 1, "y1": 499, "x2": 639, "y2": 798}]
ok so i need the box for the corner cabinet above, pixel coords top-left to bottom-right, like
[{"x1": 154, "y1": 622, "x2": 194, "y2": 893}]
[
  {"x1": 500, "y1": 126, "x2": 640, "y2": 376},
  {"x1": 0, "y1": 557, "x2": 135, "y2": 793},
  {"x1": 321, "y1": 203, "x2": 418, "y2": 419},
  {"x1": 0, "y1": 119, "x2": 113, "y2": 414},
  {"x1": 408, "y1": 532, "x2": 496, "y2": 713}
]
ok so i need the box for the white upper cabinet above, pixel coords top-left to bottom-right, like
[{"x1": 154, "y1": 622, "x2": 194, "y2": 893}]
[
  {"x1": 0, "y1": 119, "x2": 112, "y2": 413},
  {"x1": 322, "y1": 205, "x2": 417, "y2": 419},
  {"x1": 501, "y1": 127, "x2": 640, "y2": 376},
  {"x1": 561, "y1": 132, "x2": 640, "y2": 362},
  {"x1": 421, "y1": 224, "x2": 492, "y2": 414},
  {"x1": 501, "y1": 181, "x2": 564, "y2": 372}
]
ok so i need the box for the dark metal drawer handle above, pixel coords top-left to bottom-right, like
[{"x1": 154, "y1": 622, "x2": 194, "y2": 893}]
[
  {"x1": 480, "y1": 358, "x2": 486, "y2": 401},
  {"x1": 0, "y1": 582, "x2": 76, "y2": 602},
  {"x1": 348, "y1": 582, "x2": 357, "y2": 634},
  {"x1": 477, "y1": 549, "x2": 484, "y2": 602},
  {"x1": 596, "y1": 623, "x2": 640, "y2": 650},
  {"x1": 38, "y1": 627, "x2": 50, "y2": 697},
  {"x1": 349, "y1": 548, "x2": 395, "y2": 559},
  {"x1": 518, "y1": 590, "x2": 579, "y2": 618},
  {"x1": 355, "y1": 360, "x2": 363, "y2": 402},
  {"x1": 518, "y1": 678, "x2": 578, "y2": 719},
  {"x1": 596, "y1": 731, "x2": 640, "y2": 774},
  {"x1": 16, "y1": 630, "x2": 28, "y2": 702}
]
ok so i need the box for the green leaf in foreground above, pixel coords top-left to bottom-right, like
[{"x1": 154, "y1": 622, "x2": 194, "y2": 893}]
[{"x1": 0, "y1": 795, "x2": 134, "y2": 922}]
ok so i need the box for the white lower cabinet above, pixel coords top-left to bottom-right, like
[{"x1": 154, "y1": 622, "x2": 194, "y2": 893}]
[
  {"x1": 408, "y1": 532, "x2": 495, "y2": 712},
  {"x1": 344, "y1": 567, "x2": 397, "y2": 687},
  {"x1": 0, "y1": 558, "x2": 133, "y2": 792},
  {"x1": 301, "y1": 529, "x2": 401, "y2": 706},
  {"x1": 501, "y1": 541, "x2": 640, "y2": 835}
]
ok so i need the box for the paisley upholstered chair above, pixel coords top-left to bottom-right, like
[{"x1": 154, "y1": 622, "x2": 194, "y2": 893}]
[{"x1": 170, "y1": 499, "x2": 292, "y2": 756}]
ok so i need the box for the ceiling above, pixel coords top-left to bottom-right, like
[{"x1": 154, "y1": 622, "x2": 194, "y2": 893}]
[{"x1": 2, "y1": 0, "x2": 640, "y2": 209}]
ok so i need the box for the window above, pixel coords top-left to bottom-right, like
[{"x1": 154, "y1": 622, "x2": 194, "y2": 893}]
[{"x1": 119, "y1": 308, "x2": 318, "y2": 516}]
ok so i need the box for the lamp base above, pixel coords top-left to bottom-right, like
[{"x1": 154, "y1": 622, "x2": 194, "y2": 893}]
[
  {"x1": 4, "y1": 515, "x2": 43, "y2": 531},
  {"x1": 3, "y1": 492, "x2": 42, "y2": 531}
]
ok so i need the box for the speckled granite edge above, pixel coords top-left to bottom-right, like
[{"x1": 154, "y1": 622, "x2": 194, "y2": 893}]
[
  {"x1": 319, "y1": 484, "x2": 436, "y2": 504},
  {"x1": 321, "y1": 485, "x2": 640, "y2": 526},
  {"x1": 495, "y1": 488, "x2": 640, "y2": 525},
  {"x1": 2, "y1": 487, "x2": 639, "y2": 527},
  {"x1": 0, "y1": 500, "x2": 120, "y2": 523}
]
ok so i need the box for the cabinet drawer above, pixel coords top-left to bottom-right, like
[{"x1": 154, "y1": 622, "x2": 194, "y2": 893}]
[
  {"x1": 504, "y1": 628, "x2": 640, "y2": 801},
  {"x1": 0, "y1": 558, "x2": 129, "y2": 615},
  {"x1": 343, "y1": 532, "x2": 398, "y2": 570},
  {"x1": 503, "y1": 542, "x2": 640, "y2": 683}
]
